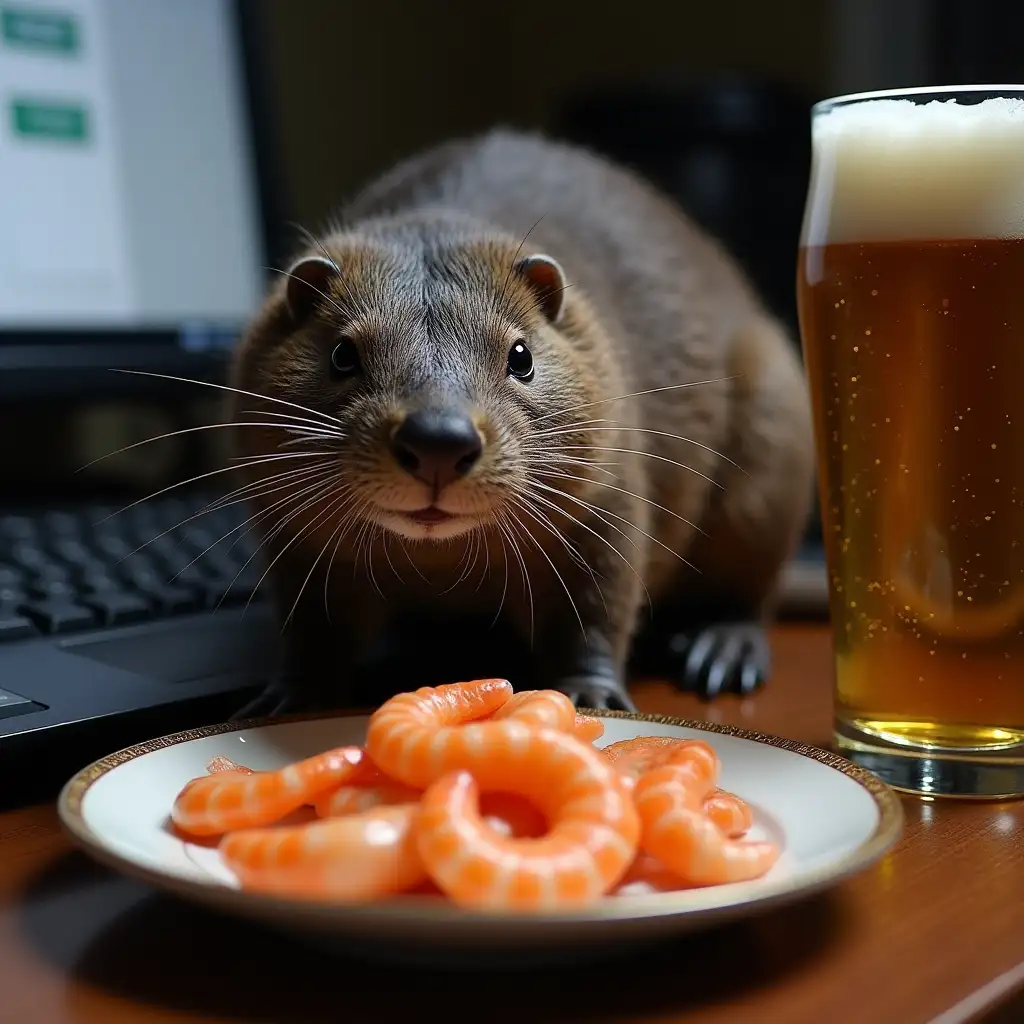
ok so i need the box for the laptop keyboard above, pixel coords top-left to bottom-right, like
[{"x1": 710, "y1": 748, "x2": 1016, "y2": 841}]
[{"x1": 0, "y1": 491, "x2": 267, "y2": 643}]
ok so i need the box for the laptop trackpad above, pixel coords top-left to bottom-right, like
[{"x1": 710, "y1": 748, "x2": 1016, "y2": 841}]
[{"x1": 61, "y1": 613, "x2": 278, "y2": 684}]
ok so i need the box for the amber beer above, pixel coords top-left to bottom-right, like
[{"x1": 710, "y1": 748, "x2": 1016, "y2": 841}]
[{"x1": 797, "y1": 88, "x2": 1024, "y2": 796}]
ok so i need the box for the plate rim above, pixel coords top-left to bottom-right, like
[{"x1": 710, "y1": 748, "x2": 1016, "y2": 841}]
[{"x1": 56, "y1": 708, "x2": 904, "y2": 926}]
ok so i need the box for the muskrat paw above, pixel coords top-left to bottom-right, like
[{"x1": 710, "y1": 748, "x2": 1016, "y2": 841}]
[
  {"x1": 667, "y1": 622, "x2": 770, "y2": 700},
  {"x1": 557, "y1": 675, "x2": 637, "y2": 713}
]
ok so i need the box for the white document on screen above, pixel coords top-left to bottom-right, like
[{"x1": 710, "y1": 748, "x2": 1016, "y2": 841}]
[{"x1": 0, "y1": 0, "x2": 136, "y2": 326}]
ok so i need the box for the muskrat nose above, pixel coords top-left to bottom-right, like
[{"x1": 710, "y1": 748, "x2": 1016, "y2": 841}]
[{"x1": 391, "y1": 410, "x2": 483, "y2": 488}]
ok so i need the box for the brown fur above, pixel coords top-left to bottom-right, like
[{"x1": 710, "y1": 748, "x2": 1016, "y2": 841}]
[{"x1": 227, "y1": 130, "x2": 815, "y2": 713}]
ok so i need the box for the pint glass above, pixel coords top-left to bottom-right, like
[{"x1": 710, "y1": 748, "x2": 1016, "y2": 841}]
[{"x1": 797, "y1": 86, "x2": 1024, "y2": 797}]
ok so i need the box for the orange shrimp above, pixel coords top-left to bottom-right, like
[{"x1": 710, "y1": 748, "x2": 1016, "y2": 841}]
[
  {"x1": 573, "y1": 713, "x2": 605, "y2": 743},
  {"x1": 601, "y1": 735, "x2": 688, "y2": 781},
  {"x1": 365, "y1": 678, "x2": 514, "y2": 788},
  {"x1": 634, "y1": 746, "x2": 778, "y2": 885},
  {"x1": 313, "y1": 776, "x2": 421, "y2": 817},
  {"x1": 485, "y1": 689, "x2": 604, "y2": 742},
  {"x1": 415, "y1": 720, "x2": 640, "y2": 911},
  {"x1": 704, "y1": 789, "x2": 753, "y2": 838},
  {"x1": 489, "y1": 688, "x2": 576, "y2": 731},
  {"x1": 220, "y1": 804, "x2": 426, "y2": 901},
  {"x1": 172, "y1": 746, "x2": 369, "y2": 837}
]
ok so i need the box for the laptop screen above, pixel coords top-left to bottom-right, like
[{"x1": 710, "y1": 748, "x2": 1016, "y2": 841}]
[{"x1": 0, "y1": 0, "x2": 265, "y2": 344}]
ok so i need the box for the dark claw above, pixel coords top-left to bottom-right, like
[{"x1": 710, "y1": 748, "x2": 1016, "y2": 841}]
[
  {"x1": 668, "y1": 622, "x2": 771, "y2": 699},
  {"x1": 703, "y1": 632, "x2": 744, "y2": 700},
  {"x1": 559, "y1": 675, "x2": 637, "y2": 712}
]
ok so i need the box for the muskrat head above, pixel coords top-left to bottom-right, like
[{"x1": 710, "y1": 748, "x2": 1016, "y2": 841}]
[{"x1": 245, "y1": 220, "x2": 614, "y2": 545}]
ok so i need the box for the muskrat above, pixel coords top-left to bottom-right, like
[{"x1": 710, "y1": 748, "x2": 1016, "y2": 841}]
[{"x1": 227, "y1": 129, "x2": 815, "y2": 715}]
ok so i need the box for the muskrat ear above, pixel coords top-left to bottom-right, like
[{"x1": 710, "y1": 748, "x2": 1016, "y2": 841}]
[
  {"x1": 283, "y1": 255, "x2": 339, "y2": 323},
  {"x1": 514, "y1": 254, "x2": 566, "y2": 323}
]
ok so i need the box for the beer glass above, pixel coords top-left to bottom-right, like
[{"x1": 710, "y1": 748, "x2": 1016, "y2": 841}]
[{"x1": 797, "y1": 86, "x2": 1024, "y2": 798}]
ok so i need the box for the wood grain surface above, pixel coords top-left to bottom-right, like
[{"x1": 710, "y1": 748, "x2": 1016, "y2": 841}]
[{"x1": 1, "y1": 625, "x2": 1022, "y2": 1024}]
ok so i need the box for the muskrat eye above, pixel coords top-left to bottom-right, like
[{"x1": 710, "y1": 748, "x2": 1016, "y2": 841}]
[
  {"x1": 330, "y1": 337, "x2": 360, "y2": 377},
  {"x1": 507, "y1": 340, "x2": 534, "y2": 382}
]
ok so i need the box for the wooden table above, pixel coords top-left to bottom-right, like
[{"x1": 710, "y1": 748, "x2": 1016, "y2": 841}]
[{"x1": 2, "y1": 625, "x2": 1023, "y2": 1024}]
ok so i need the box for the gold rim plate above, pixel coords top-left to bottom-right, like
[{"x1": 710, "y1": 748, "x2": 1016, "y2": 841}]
[{"x1": 57, "y1": 708, "x2": 904, "y2": 928}]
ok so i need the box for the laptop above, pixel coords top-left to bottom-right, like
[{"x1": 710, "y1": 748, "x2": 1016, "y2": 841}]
[{"x1": 0, "y1": 0, "x2": 828, "y2": 806}]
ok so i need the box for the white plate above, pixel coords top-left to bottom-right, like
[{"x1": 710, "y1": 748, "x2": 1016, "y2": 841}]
[{"x1": 58, "y1": 710, "x2": 902, "y2": 959}]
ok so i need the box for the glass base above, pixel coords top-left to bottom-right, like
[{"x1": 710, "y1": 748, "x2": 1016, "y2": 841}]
[{"x1": 836, "y1": 719, "x2": 1024, "y2": 799}]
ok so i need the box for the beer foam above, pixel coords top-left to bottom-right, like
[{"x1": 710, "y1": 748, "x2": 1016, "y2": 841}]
[{"x1": 804, "y1": 96, "x2": 1024, "y2": 244}]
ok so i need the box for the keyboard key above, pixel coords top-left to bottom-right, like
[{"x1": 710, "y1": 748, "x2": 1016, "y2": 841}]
[
  {"x1": 0, "y1": 566, "x2": 24, "y2": 588},
  {"x1": 28, "y1": 579, "x2": 77, "y2": 600},
  {"x1": 78, "y1": 573, "x2": 124, "y2": 594},
  {"x1": 0, "y1": 610, "x2": 36, "y2": 641},
  {"x1": 8, "y1": 543, "x2": 50, "y2": 573},
  {"x1": 50, "y1": 538, "x2": 99, "y2": 567},
  {"x1": 83, "y1": 593, "x2": 153, "y2": 626},
  {"x1": 21, "y1": 600, "x2": 97, "y2": 634},
  {"x1": 0, "y1": 517, "x2": 36, "y2": 542}
]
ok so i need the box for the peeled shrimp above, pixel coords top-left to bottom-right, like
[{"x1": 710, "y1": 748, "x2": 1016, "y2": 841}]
[
  {"x1": 634, "y1": 746, "x2": 778, "y2": 885},
  {"x1": 220, "y1": 804, "x2": 426, "y2": 901},
  {"x1": 601, "y1": 735, "x2": 751, "y2": 834},
  {"x1": 489, "y1": 689, "x2": 576, "y2": 731},
  {"x1": 172, "y1": 746, "x2": 369, "y2": 837},
  {"x1": 487, "y1": 689, "x2": 604, "y2": 742},
  {"x1": 573, "y1": 714, "x2": 605, "y2": 743},
  {"x1": 415, "y1": 720, "x2": 639, "y2": 911},
  {"x1": 601, "y1": 735, "x2": 692, "y2": 781},
  {"x1": 366, "y1": 678, "x2": 514, "y2": 788},
  {"x1": 704, "y1": 790, "x2": 753, "y2": 838}
]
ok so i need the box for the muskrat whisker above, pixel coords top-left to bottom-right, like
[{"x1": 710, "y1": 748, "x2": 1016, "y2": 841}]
[
  {"x1": 76, "y1": 419, "x2": 341, "y2": 474},
  {"x1": 397, "y1": 538, "x2": 429, "y2": 584},
  {"x1": 494, "y1": 513, "x2": 533, "y2": 644},
  {"x1": 508, "y1": 497, "x2": 588, "y2": 639},
  {"x1": 530, "y1": 479, "x2": 698, "y2": 574},
  {"x1": 523, "y1": 453, "x2": 619, "y2": 479},
  {"x1": 488, "y1": 522, "x2": 510, "y2": 629},
  {"x1": 121, "y1": 461, "x2": 340, "y2": 565},
  {"x1": 440, "y1": 528, "x2": 480, "y2": 595},
  {"x1": 380, "y1": 530, "x2": 407, "y2": 586},
  {"x1": 222, "y1": 470, "x2": 351, "y2": 562},
  {"x1": 522, "y1": 485, "x2": 653, "y2": 609},
  {"x1": 493, "y1": 213, "x2": 547, "y2": 325},
  {"x1": 276, "y1": 432, "x2": 347, "y2": 450},
  {"x1": 361, "y1": 520, "x2": 386, "y2": 600},
  {"x1": 533, "y1": 377, "x2": 738, "y2": 425},
  {"x1": 547, "y1": 445, "x2": 722, "y2": 489},
  {"x1": 323, "y1": 494, "x2": 368, "y2": 620},
  {"x1": 109, "y1": 369, "x2": 344, "y2": 426},
  {"x1": 95, "y1": 450, "x2": 342, "y2": 525},
  {"x1": 529, "y1": 418, "x2": 613, "y2": 437},
  {"x1": 283, "y1": 494, "x2": 362, "y2": 631},
  {"x1": 475, "y1": 526, "x2": 492, "y2": 596},
  {"x1": 530, "y1": 468, "x2": 706, "y2": 538},
  {"x1": 271, "y1": 267, "x2": 348, "y2": 321},
  {"x1": 169, "y1": 467, "x2": 345, "y2": 583},
  {"x1": 236, "y1": 407, "x2": 349, "y2": 434},
  {"x1": 235, "y1": 475, "x2": 350, "y2": 623},
  {"x1": 511, "y1": 494, "x2": 590, "y2": 576},
  {"x1": 533, "y1": 424, "x2": 745, "y2": 475},
  {"x1": 287, "y1": 221, "x2": 343, "y2": 275}
]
